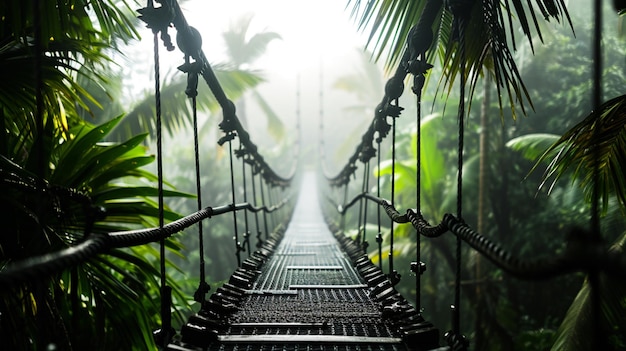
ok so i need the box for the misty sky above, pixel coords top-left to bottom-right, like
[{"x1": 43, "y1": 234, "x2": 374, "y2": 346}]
[{"x1": 128, "y1": 0, "x2": 381, "y2": 171}]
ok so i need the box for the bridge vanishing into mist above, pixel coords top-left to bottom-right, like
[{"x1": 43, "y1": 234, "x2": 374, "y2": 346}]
[{"x1": 2, "y1": 1, "x2": 624, "y2": 350}]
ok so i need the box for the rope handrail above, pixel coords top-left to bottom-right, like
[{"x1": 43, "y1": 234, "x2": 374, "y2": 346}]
[
  {"x1": 336, "y1": 194, "x2": 626, "y2": 280},
  {"x1": 0, "y1": 197, "x2": 291, "y2": 287}
]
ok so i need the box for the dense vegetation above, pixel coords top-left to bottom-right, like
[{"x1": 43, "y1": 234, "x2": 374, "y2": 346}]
[{"x1": 1, "y1": 1, "x2": 624, "y2": 350}]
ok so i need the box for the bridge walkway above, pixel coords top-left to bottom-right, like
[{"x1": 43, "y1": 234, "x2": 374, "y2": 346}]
[{"x1": 168, "y1": 172, "x2": 442, "y2": 351}]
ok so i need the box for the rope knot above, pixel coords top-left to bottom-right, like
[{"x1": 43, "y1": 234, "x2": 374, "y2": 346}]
[
  {"x1": 385, "y1": 77, "x2": 405, "y2": 100},
  {"x1": 218, "y1": 100, "x2": 238, "y2": 135},
  {"x1": 137, "y1": 2, "x2": 175, "y2": 51},
  {"x1": 178, "y1": 61, "x2": 202, "y2": 98},
  {"x1": 176, "y1": 26, "x2": 203, "y2": 60}
]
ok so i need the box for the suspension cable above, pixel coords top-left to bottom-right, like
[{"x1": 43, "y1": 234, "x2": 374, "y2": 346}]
[
  {"x1": 341, "y1": 183, "x2": 349, "y2": 234},
  {"x1": 250, "y1": 167, "x2": 263, "y2": 247},
  {"x1": 356, "y1": 164, "x2": 367, "y2": 244},
  {"x1": 147, "y1": 0, "x2": 171, "y2": 345},
  {"x1": 184, "y1": 57, "x2": 210, "y2": 304},
  {"x1": 227, "y1": 139, "x2": 242, "y2": 266},
  {"x1": 452, "y1": 3, "x2": 469, "y2": 342},
  {"x1": 362, "y1": 160, "x2": 371, "y2": 251},
  {"x1": 259, "y1": 176, "x2": 270, "y2": 240},
  {"x1": 389, "y1": 106, "x2": 397, "y2": 280},
  {"x1": 376, "y1": 139, "x2": 383, "y2": 268},
  {"x1": 267, "y1": 185, "x2": 276, "y2": 231},
  {"x1": 240, "y1": 145, "x2": 251, "y2": 256},
  {"x1": 590, "y1": 1, "x2": 604, "y2": 347},
  {"x1": 413, "y1": 64, "x2": 427, "y2": 314}
]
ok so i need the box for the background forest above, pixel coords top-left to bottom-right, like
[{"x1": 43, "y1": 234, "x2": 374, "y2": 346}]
[{"x1": 1, "y1": 0, "x2": 625, "y2": 350}]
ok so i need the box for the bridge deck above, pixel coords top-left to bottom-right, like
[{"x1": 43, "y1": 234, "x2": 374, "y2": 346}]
[{"x1": 168, "y1": 173, "x2": 441, "y2": 351}]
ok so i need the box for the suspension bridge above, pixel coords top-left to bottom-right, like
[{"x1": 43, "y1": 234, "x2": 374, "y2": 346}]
[{"x1": 1, "y1": 1, "x2": 625, "y2": 350}]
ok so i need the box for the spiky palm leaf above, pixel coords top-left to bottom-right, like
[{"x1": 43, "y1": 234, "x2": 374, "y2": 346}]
[
  {"x1": 1, "y1": 116, "x2": 191, "y2": 350},
  {"x1": 222, "y1": 14, "x2": 282, "y2": 68},
  {"x1": 550, "y1": 232, "x2": 626, "y2": 351},
  {"x1": 345, "y1": 0, "x2": 572, "y2": 118},
  {"x1": 533, "y1": 94, "x2": 626, "y2": 214},
  {"x1": 115, "y1": 65, "x2": 265, "y2": 140}
]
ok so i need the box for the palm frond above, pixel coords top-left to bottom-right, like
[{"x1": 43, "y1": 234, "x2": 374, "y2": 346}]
[
  {"x1": 345, "y1": 0, "x2": 572, "y2": 117},
  {"x1": 550, "y1": 232, "x2": 626, "y2": 351},
  {"x1": 536, "y1": 94, "x2": 626, "y2": 214},
  {"x1": 118, "y1": 66, "x2": 264, "y2": 140}
]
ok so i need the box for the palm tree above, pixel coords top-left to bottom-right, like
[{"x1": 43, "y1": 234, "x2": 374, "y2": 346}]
[
  {"x1": 346, "y1": 0, "x2": 573, "y2": 117},
  {"x1": 222, "y1": 14, "x2": 285, "y2": 140},
  {"x1": 1, "y1": 1, "x2": 195, "y2": 349}
]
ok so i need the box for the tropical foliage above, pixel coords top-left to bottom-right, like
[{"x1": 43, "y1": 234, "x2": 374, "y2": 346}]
[
  {"x1": 2, "y1": 1, "x2": 193, "y2": 349},
  {"x1": 346, "y1": 0, "x2": 573, "y2": 118},
  {"x1": 331, "y1": 1, "x2": 626, "y2": 350}
]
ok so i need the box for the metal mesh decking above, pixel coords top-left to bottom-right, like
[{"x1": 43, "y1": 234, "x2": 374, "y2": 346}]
[{"x1": 167, "y1": 173, "x2": 441, "y2": 351}]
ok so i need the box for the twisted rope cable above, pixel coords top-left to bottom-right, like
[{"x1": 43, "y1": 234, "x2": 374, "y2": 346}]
[
  {"x1": 362, "y1": 160, "x2": 371, "y2": 249},
  {"x1": 190, "y1": 77, "x2": 209, "y2": 304},
  {"x1": 241, "y1": 149, "x2": 251, "y2": 256},
  {"x1": 146, "y1": 0, "x2": 171, "y2": 340},
  {"x1": 389, "y1": 105, "x2": 398, "y2": 276},
  {"x1": 376, "y1": 139, "x2": 383, "y2": 268},
  {"x1": 249, "y1": 169, "x2": 264, "y2": 247},
  {"x1": 406, "y1": 209, "x2": 448, "y2": 238},
  {"x1": 227, "y1": 139, "x2": 242, "y2": 267}
]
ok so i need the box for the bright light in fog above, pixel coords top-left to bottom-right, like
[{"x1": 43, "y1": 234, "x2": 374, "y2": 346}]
[{"x1": 183, "y1": 0, "x2": 368, "y2": 73}]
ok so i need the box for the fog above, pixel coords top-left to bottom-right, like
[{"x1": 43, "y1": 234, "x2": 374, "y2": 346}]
[{"x1": 124, "y1": 0, "x2": 383, "y2": 175}]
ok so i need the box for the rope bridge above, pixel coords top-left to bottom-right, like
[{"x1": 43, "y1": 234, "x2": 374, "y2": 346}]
[{"x1": 1, "y1": 0, "x2": 625, "y2": 350}]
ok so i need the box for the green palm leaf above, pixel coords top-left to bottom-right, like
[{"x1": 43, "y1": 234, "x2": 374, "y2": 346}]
[
  {"x1": 117, "y1": 65, "x2": 264, "y2": 139},
  {"x1": 506, "y1": 133, "x2": 561, "y2": 161},
  {"x1": 535, "y1": 94, "x2": 626, "y2": 213},
  {"x1": 346, "y1": 0, "x2": 572, "y2": 117},
  {"x1": 550, "y1": 233, "x2": 626, "y2": 351},
  {"x1": 222, "y1": 14, "x2": 282, "y2": 67}
]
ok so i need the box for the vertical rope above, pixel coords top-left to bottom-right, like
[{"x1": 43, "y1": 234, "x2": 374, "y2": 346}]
[
  {"x1": 389, "y1": 110, "x2": 397, "y2": 275},
  {"x1": 260, "y1": 177, "x2": 270, "y2": 241},
  {"x1": 191, "y1": 85, "x2": 209, "y2": 303},
  {"x1": 415, "y1": 72, "x2": 423, "y2": 313},
  {"x1": 376, "y1": 140, "x2": 383, "y2": 268},
  {"x1": 362, "y1": 160, "x2": 370, "y2": 250},
  {"x1": 251, "y1": 168, "x2": 263, "y2": 247},
  {"x1": 356, "y1": 165, "x2": 367, "y2": 244},
  {"x1": 590, "y1": 1, "x2": 604, "y2": 347},
  {"x1": 227, "y1": 140, "x2": 241, "y2": 266},
  {"x1": 453, "y1": 15, "x2": 468, "y2": 338},
  {"x1": 149, "y1": 0, "x2": 171, "y2": 343},
  {"x1": 241, "y1": 148, "x2": 251, "y2": 256},
  {"x1": 267, "y1": 186, "x2": 276, "y2": 231},
  {"x1": 341, "y1": 183, "x2": 349, "y2": 234}
]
